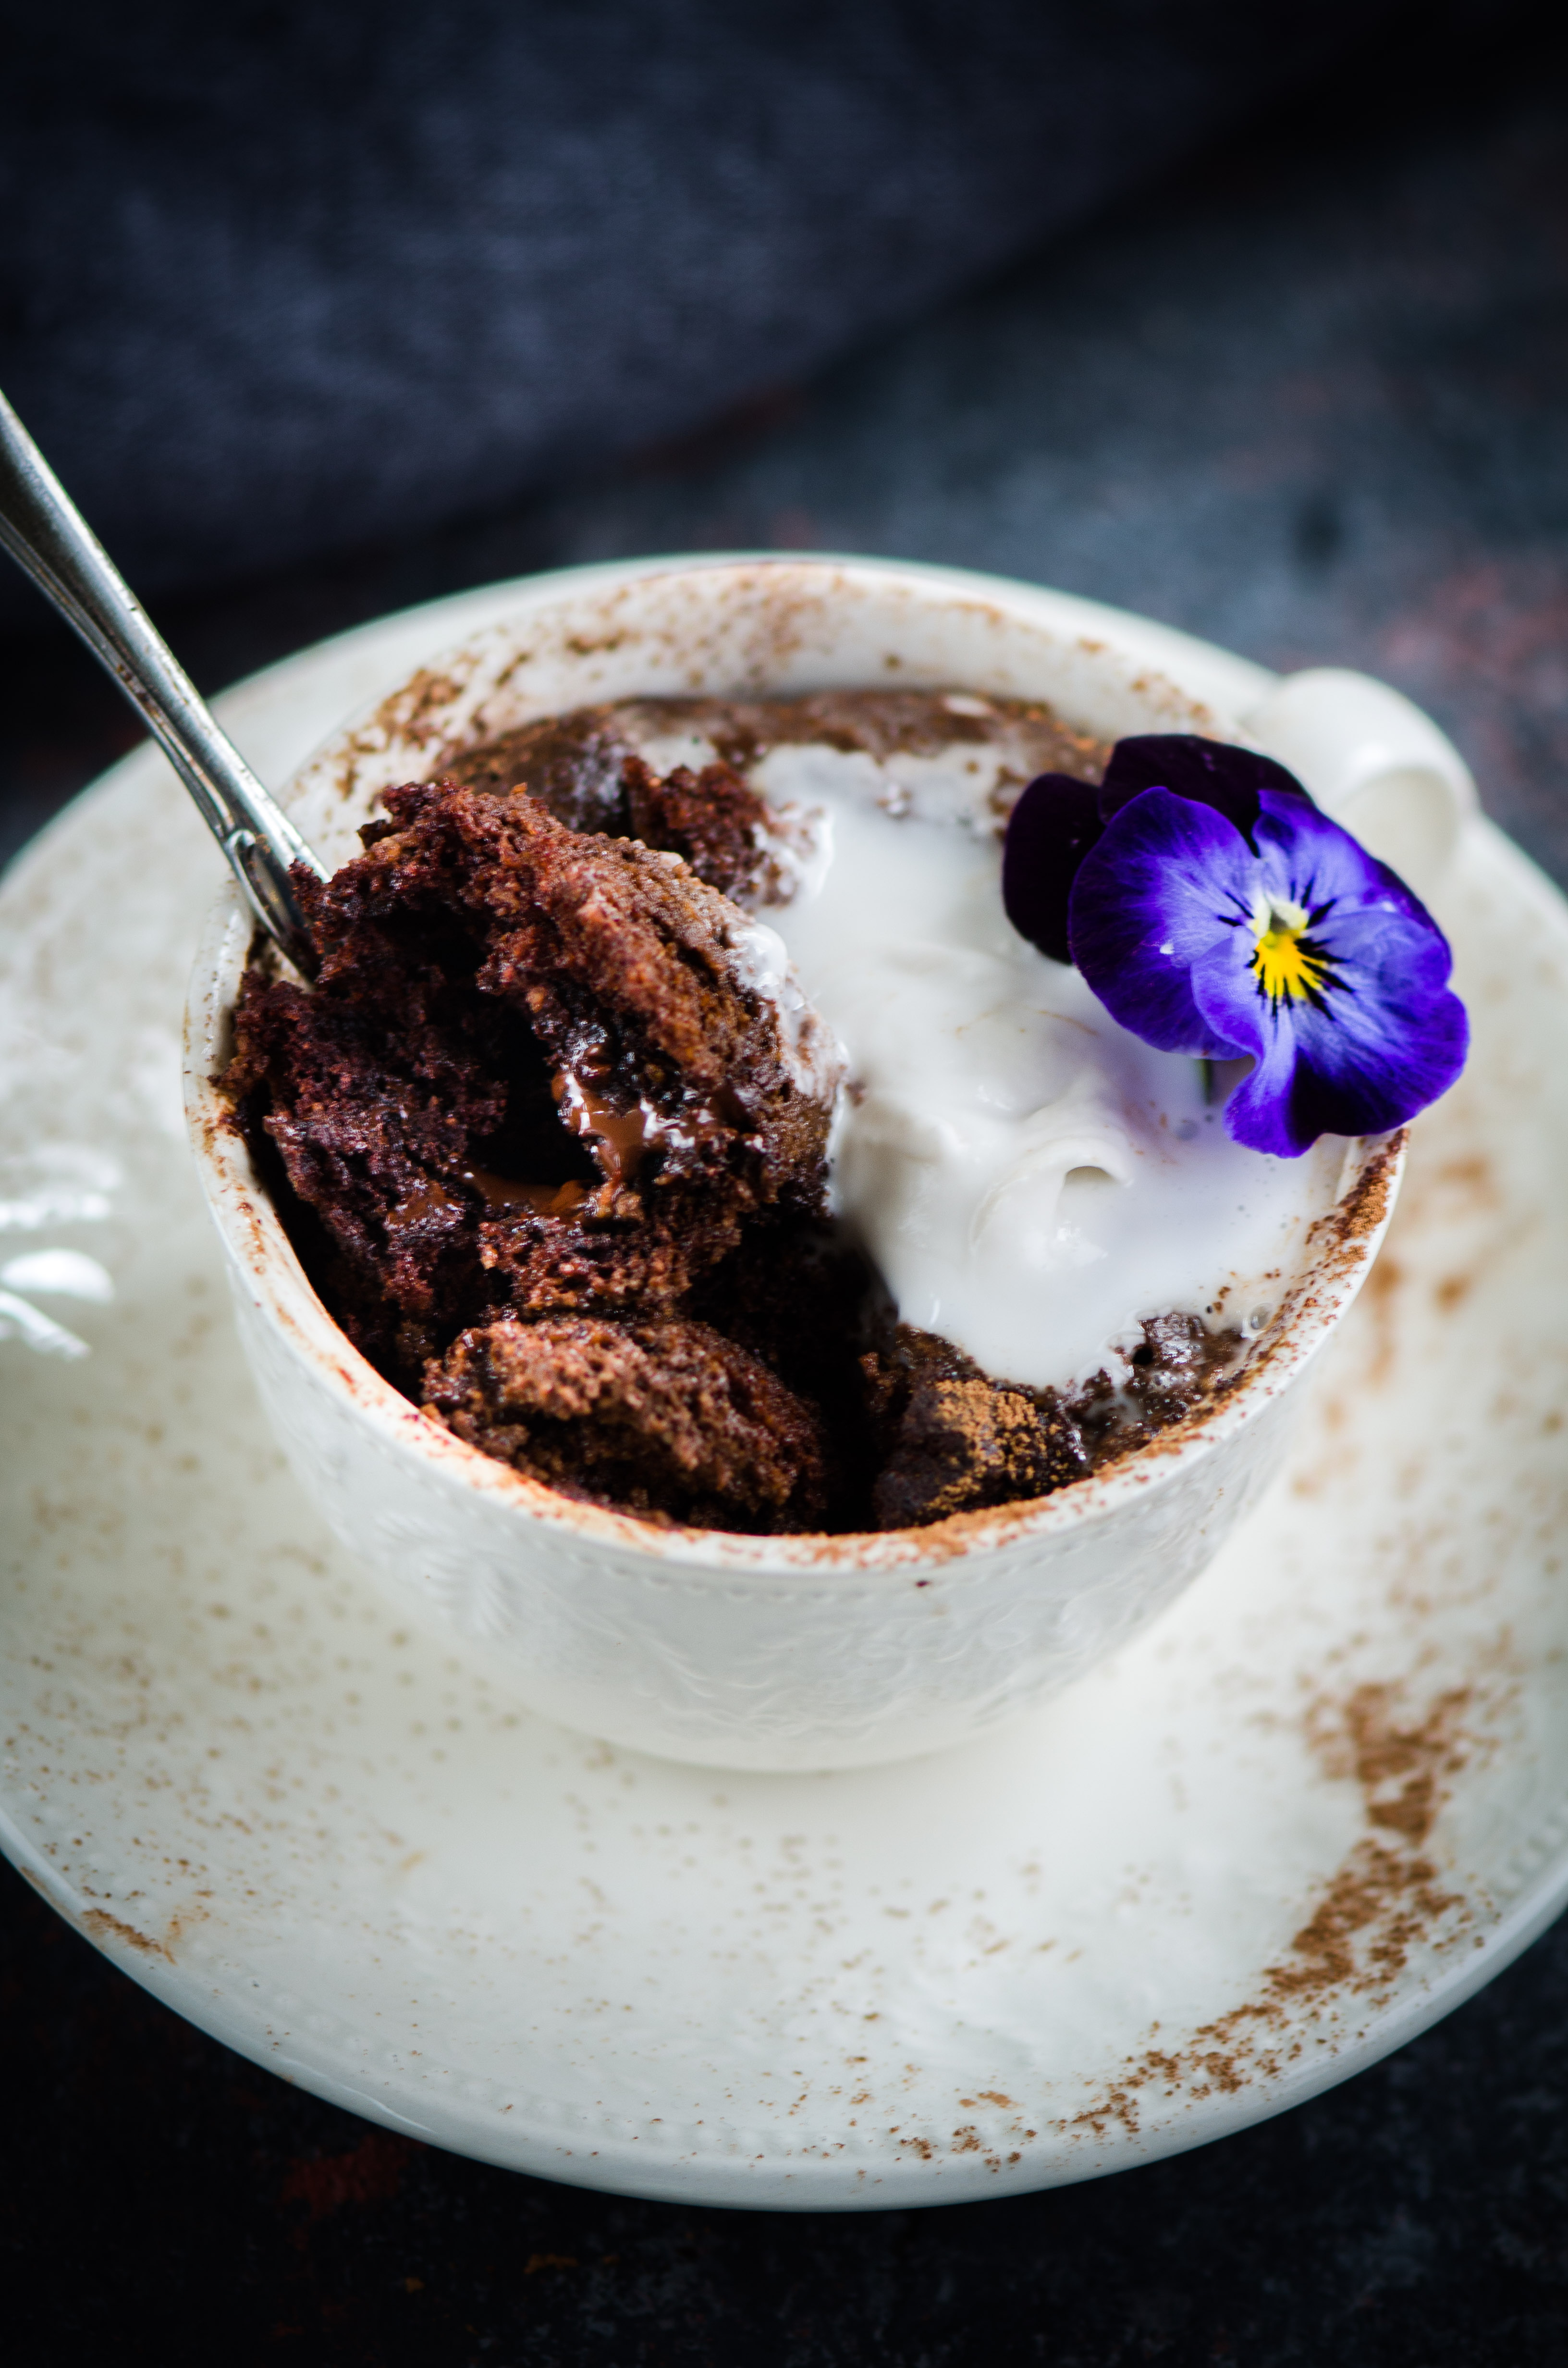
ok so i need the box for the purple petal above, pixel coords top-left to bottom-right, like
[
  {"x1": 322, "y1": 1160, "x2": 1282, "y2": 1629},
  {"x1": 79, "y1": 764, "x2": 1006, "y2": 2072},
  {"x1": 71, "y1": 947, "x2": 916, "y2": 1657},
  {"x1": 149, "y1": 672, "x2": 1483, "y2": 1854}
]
[
  {"x1": 1002, "y1": 774, "x2": 1104, "y2": 964},
  {"x1": 1252, "y1": 791, "x2": 1444, "y2": 938},
  {"x1": 1189, "y1": 878, "x2": 1451, "y2": 1052},
  {"x1": 1101, "y1": 736, "x2": 1314, "y2": 845},
  {"x1": 1189, "y1": 865, "x2": 1468, "y2": 1154},
  {"x1": 1223, "y1": 987, "x2": 1469, "y2": 1156},
  {"x1": 1244, "y1": 906, "x2": 1467, "y2": 1151},
  {"x1": 1213, "y1": 1015, "x2": 1304, "y2": 1159},
  {"x1": 1068, "y1": 788, "x2": 1258, "y2": 1057}
]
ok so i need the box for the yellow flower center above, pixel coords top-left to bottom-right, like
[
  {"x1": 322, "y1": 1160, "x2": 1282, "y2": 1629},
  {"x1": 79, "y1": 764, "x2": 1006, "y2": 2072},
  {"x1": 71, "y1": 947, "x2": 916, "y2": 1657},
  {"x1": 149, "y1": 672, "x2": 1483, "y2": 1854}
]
[{"x1": 1250, "y1": 894, "x2": 1330, "y2": 1006}]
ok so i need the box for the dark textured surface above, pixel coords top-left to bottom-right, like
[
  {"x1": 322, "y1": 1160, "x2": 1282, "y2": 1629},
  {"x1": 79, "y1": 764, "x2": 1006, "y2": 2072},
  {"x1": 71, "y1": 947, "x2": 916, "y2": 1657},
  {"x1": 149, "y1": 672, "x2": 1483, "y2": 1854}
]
[
  {"x1": 0, "y1": 0, "x2": 1391, "y2": 603},
  {"x1": 5, "y1": 16, "x2": 1568, "y2": 2365},
  {"x1": 4, "y1": 12, "x2": 1565, "y2": 881}
]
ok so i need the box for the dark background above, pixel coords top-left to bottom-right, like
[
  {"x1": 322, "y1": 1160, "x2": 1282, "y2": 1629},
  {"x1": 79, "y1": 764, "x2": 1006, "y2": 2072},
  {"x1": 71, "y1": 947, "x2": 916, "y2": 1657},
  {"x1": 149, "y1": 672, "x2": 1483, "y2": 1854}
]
[{"x1": 4, "y1": 6, "x2": 1568, "y2": 2360}]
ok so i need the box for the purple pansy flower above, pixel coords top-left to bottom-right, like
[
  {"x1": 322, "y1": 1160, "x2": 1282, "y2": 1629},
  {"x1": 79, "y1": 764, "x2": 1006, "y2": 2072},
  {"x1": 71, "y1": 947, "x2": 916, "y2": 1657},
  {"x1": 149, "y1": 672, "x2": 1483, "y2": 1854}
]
[
  {"x1": 1002, "y1": 734, "x2": 1468, "y2": 1159},
  {"x1": 1001, "y1": 735, "x2": 1312, "y2": 966}
]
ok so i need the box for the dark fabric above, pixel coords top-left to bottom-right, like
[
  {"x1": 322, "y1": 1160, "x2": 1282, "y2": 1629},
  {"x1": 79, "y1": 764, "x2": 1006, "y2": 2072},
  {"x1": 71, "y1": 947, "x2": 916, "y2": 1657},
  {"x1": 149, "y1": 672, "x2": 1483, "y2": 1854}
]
[{"x1": 3, "y1": 1, "x2": 1396, "y2": 603}]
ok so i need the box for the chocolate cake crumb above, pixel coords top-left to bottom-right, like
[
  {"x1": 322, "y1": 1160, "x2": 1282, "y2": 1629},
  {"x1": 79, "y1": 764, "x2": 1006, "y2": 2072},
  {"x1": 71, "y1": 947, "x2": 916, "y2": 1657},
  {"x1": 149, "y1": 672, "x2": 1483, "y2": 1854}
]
[
  {"x1": 1074, "y1": 1313, "x2": 1253, "y2": 1463},
  {"x1": 423, "y1": 1313, "x2": 829, "y2": 1531},
  {"x1": 861, "y1": 1327, "x2": 1090, "y2": 1529},
  {"x1": 224, "y1": 776, "x2": 836, "y2": 1386},
  {"x1": 442, "y1": 707, "x2": 634, "y2": 833},
  {"x1": 442, "y1": 689, "x2": 1112, "y2": 894},
  {"x1": 621, "y1": 752, "x2": 787, "y2": 904},
  {"x1": 601, "y1": 689, "x2": 1108, "y2": 785}
]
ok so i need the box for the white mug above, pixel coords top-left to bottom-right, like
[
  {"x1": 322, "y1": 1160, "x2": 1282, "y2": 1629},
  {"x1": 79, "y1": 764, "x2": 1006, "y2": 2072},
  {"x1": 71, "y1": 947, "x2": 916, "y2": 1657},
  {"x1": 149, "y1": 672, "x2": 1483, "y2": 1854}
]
[{"x1": 184, "y1": 555, "x2": 1420, "y2": 1771}]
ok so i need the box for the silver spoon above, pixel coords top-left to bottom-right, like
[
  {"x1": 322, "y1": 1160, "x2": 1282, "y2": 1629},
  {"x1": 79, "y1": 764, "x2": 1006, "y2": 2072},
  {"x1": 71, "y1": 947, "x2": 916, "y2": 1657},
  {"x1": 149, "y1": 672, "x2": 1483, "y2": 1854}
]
[{"x1": 0, "y1": 387, "x2": 326, "y2": 974}]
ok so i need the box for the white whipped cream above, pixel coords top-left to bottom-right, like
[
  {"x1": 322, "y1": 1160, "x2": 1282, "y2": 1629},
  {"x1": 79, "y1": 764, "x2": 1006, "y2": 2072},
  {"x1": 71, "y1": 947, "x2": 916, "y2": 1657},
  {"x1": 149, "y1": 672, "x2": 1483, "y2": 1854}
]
[
  {"x1": 720, "y1": 911, "x2": 843, "y2": 1100},
  {"x1": 743, "y1": 743, "x2": 1342, "y2": 1394}
]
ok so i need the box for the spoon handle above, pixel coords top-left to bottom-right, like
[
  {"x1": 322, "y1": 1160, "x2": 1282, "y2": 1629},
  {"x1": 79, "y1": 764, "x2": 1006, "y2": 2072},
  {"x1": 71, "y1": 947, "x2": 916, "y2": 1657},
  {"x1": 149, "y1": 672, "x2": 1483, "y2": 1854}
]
[{"x1": 0, "y1": 388, "x2": 325, "y2": 974}]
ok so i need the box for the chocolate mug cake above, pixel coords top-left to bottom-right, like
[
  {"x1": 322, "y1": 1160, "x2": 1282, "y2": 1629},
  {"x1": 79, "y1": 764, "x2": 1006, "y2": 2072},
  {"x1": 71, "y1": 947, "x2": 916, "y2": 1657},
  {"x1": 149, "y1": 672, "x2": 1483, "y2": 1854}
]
[{"x1": 222, "y1": 689, "x2": 1341, "y2": 1535}]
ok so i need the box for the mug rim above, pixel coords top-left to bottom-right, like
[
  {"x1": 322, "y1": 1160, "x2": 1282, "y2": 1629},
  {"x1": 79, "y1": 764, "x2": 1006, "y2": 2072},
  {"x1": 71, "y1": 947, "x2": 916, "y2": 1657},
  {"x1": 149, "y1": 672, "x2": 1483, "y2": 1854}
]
[{"x1": 182, "y1": 552, "x2": 1405, "y2": 1579}]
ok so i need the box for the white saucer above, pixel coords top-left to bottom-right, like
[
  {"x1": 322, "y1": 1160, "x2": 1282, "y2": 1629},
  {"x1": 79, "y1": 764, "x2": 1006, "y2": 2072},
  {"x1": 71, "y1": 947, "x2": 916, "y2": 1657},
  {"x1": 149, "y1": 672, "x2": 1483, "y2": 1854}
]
[{"x1": 4, "y1": 571, "x2": 1568, "y2": 2213}]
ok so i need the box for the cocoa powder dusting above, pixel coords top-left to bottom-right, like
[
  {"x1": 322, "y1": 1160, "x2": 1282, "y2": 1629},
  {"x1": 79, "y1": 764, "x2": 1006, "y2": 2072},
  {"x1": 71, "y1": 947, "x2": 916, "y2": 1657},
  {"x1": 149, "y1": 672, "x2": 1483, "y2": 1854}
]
[{"x1": 1065, "y1": 1683, "x2": 1475, "y2": 2138}]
